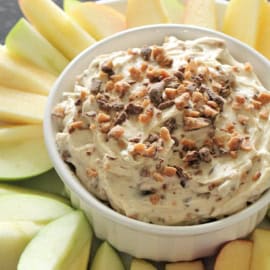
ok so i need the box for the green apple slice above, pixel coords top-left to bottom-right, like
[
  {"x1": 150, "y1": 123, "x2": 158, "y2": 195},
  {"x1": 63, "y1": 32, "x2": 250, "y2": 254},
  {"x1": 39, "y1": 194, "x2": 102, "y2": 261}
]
[
  {"x1": 0, "y1": 46, "x2": 56, "y2": 95},
  {"x1": 0, "y1": 125, "x2": 43, "y2": 142},
  {"x1": 161, "y1": 0, "x2": 185, "y2": 24},
  {"x1": 63, "y1": 0, "x2": 80, "y2": 12},
  {"x1": 19, "y1": 0, "x2": 95, "y2": 60},
  {"x1": 0, "y1": 183, "x2": 69, "y2": 204},
  {"x1": 18, "y1": 211, "x2": 92, "y2": 270},
  {"x1": 91, "y1": 241, "x2": 125, "y2": 270},
  {"x1": 0, "y1": 221, "x2": 42, "y2": 270},
  {"x1": 64, "y1": 0, "x2": 126, "y2": 40},
  {"x1": 0, "y1": 86, "x2": 47, "y2": 124},
  {"x1": 0, "y1": 193, "x2": 72, "y2": 223},
  {"x1": 6, "y1": 18, "x2": 69, "y2": 75},
  {"x1": 130, "y1": 259, "x2": 157, "y2": 270}
]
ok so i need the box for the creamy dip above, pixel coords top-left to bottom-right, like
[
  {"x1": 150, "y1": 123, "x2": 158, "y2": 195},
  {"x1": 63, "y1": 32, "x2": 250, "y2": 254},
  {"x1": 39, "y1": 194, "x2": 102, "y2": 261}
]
[{"x1": 53, "y1": 36, "x2": 270, "y2": 225}]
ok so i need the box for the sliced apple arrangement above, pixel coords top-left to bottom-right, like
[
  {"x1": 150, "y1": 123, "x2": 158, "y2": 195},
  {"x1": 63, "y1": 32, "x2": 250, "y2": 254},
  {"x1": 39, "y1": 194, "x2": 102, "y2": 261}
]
[{"x1": 1, "y1": 0, "x2": 270, "y2": 269}]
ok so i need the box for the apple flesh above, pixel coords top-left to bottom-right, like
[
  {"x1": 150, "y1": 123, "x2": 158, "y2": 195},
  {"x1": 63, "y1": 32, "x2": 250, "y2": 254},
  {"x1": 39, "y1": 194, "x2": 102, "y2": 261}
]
[
  {"x1": 0, "y1": 86, "x2": 47, "y2": 124},
  {"x1": 18, "y1": 0, "x2": 95, "y2": 60},
  {"x1": 91, "y1": 241, "x2": 125, "y2": 270},
  {"x1": 126, "y1": 0, "x2": 168, "y2": 28},
  {"x1": 161, "y1": 0, "x2": 185, "y2": 24},
  {"x1": 130, "y1": 258, "x2": 157, "y2": 270},
  {"x1": 0, "y1": 221, "x2": 42, "y2": 270},
  {"x1": 250, "y1": 229, "x2": 270, "y2": 270},
  {"x1": 0, "y1": 46, "x2": 56, "y2": 95},
  {"x1": 64, "y1": 0, "x2": 126, "y2": 40},
  {"x1": 165, "y1": 260, "x2": 205, "y2": 270},
  {"x1": 183, "y1": 0, "x2": 216, "y2": 29},
  {"x1": 214, "y1": 240, "x2": 253, "y2": 270},
  {"x1": 6, "y1": 18, "x2": 69, "y2": 75},
  {"x1": 18, "y1": 211, "x2": 92, "y2": 270},
  {"x1": 0, "y1": 125, "x2": 43, "y2": 143},
  {"x1": 256, "y1": 1, "x2": 270, "y2": 59},
  {"x1": 0, "y1": 194, "x2": 72, "y2": 223},
  {"x1": 223, "y1": 0, "x2": 263, "y2": 47}
]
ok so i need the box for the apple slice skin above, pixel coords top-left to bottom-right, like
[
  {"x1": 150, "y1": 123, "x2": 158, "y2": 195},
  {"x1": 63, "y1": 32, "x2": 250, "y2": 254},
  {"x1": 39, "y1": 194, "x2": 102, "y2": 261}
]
[
  {"x1": 18, "y1": 211, "x2": 92, "y2": 270},
  {"x1": 161, "y1": 0, "x2": 185, "y2": 24},
  {"x1": 91, "y1": 241, "x2": 125, "y2": 270},
  {"x1": 0, "y1": 46, "x2": 56, "y2": 95},
  {"x1": 214, "y1": 240, "x2": 253, "y2": 270},
  {"x1": 65, "y1": 1, "x2": 126, "y2": 40},
  {"x1": 6, "y1": 18, "x2": 69, "y2": 76},
  {"x1": 18, "y1": 0, "x2": 95, "y2": 60}
]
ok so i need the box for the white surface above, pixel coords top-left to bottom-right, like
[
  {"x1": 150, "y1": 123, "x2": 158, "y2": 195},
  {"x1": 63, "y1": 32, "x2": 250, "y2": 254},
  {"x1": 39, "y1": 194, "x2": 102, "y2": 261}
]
[{"x1": 44, "y1": 2, "x2": 270, "y2": 263}]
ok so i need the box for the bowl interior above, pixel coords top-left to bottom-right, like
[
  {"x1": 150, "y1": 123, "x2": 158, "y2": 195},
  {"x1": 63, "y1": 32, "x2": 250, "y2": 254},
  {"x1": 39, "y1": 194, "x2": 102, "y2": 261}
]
[{"x1": 44, "y1": 24, "x2": 270, "y2": 235}]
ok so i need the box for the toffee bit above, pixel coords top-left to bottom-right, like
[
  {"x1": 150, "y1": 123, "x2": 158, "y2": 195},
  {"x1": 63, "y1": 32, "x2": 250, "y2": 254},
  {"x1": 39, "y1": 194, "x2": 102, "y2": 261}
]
[
  {"x1": 140, "y1": 47, "x2": 152, "y2": 61},
  {"x1": 183, "y1": 117, "x2": 211, "y2": 131},
  {"x1": 68, "y1": 121, "x2": 84, "y2": 133},
  {"x1": 108, "y1": 125, "x2": 124, "y2": 139},
  {"x1": 252, "y1": 171, "x2": 261, "y2": 181},
  {"x1": 158, "y1": 100, "x2": 175, "y2": 110},
  {"x1": 202, "y1": 105, "x2": 218, "y2": 118},
  {"x1": 101, "y1": 60, "x2": 114, "y2": 76},
  {"x1": 175, "y1": 92, "x2": 190, "y2": 110},
  {"x1": 199, "y1": 147, "x2": 212, "y2": 163},
  {"x1": 153, "y1": 172, "x2": 164, "y2": 182},
  {"x1": 174, "y1": 70, "x2": 184, "y2": 81},
  {"x1": 149, "y1": 81, "x2": 165, "y2": 106},
  {"x1": 227, "y1": 136, "x2": 242, "y2": 151},
  {"x1": 125, "y1": 103, "x2": 144, "y2": 115},
  {"x1": 160, "y1": 127, "x2": 171, "y2": 142},
  {"x1": 163, "y1": 166, "x2": 177, "y2": 177},
  {"x1": 86, "y1": 168, "x2": 98, "y2": 177},
  {"x1": 90, "y1": 78, "x2": 102, "y2": 94},
  {"x1": 163, "y1": 76, "x2": 180, "y2": 89},
  {"x1": 114, "y1": 111, "x2": 127, "y2": 126},
  {"x1": 256, "y1": 92, "x2": 270, "y2": 105},
  {"x1": 163, "y1": 118, "x2": 177, "y2": 133},
  {"x1": 150, "y1": 194, "x2": 160, "y2": 205},
  {"x1": 152, "y1": 47, "x2": 173, "y2": 68},
  {"x1": 180, "y1": 138, "x2": 196, "y2": 150},
  {"x1": 206, "y1": 88, "x2": 225, "y2": 107},
  {"x1": 97, "y1": 112, "x2": 111, "y2": 123}
]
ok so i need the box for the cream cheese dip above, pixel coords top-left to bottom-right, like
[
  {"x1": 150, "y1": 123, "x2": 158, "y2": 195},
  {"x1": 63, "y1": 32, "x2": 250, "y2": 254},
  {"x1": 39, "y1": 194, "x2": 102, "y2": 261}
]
[{"x1": 53, "y1": 36, "x2": 270, "y2": 225}]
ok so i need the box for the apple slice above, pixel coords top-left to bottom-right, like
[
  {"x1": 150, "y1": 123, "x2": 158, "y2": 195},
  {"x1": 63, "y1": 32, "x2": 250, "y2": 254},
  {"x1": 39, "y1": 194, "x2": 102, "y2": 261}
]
[
  {"x1": 6, "y1": 18, "x2": 69, "y2": 75},
  {"x1": 165, "y1": 261, "x2": 205, "y2": 270},
  {"x1": 0, "y1": 86, "x2": 46, "y2": 124},
  {"x1": 183, "y1": 0, "x2": 217, "y2": 29},
  {"x1": 0, "y1": 221, "x2": 42, "y2": 270},
  {"x1": 0, "y1": 194, "x2": 72, "y2": 223},
  {"x1": 0, "y1": 125, "x2": 43, "y2": 142},
  {"x1": 214, "y1": 240, "x2": 253, "y2": 270},
  {"x1": 64, "y1": 0, "x2": 126, "y2": 40},
  {"x1": 19, "y1": 0, "x2": 95, "y2": 60},
  {"x1": 223, "y1": 0, "x2": 263, "y2": 47},
  {"x1": 161, "y1": 0, "x2": 185, "y2": 24},
  {"x1": 18, "y1": 211, "x2": 92, "y2": 270},
  {"x1": 0, "y1": 183, "x2": 69, "y2": 204},
  {"x1": 130, "y1": 259, "x2": 157, "y2": 270},
  {"x1": 64, "y1": 0, "x2": 80, "y2": 12},
  {"x1": 250, "y1": 228, "x2": 270, "y2": 270},
  {"x1": 256, "y1": 1, "x2": 270, "y2": 59},
  {"x1": 126, "y1": 0, "x2": 168, "y2": 28},
  {"x1": 0, "y1": 137, "x2": 52, "y2": 180},
  {"x1": 91, "y1": 241, "x2": 125, "y2": 270},
  {"x1": 0, "y1": 46, "x2": 55, "y2": 95}
]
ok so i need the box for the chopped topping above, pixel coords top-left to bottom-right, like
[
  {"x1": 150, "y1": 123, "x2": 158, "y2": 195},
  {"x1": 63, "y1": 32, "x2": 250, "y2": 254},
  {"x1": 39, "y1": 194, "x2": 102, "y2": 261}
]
[
  {"x1": 259, "y1": 110, "x2": 269, "y2": 120},
  {"x1": 101, "y1": 60, "x2": 114, "y2": 76},
  {"x1": 175, "y1": 92, "x2": 190, "y2": 110},
  {"x1": 252, "y1": 171, "x2": 261, "y2": 181},
  {"x1": 86, "y1": 168, "x2": 98, "y2": 177},
  {"x1": 114, "y1": 111, "x2": 127, "y2": 125},
  {"x1": 163, "y1": 166, "x2": 177, "y2": 177},
  {"x1": 256, "y1": 92, "x2": 270, "y2": 105},
  {"x1": 153, "y1": 172, "x2": 164, "y2": 182},
  {"x1": 183, "y1": 150, "x2": 200, "y2": 163},
  {"x1": 152, "y1": 47, "x2": 173, "y2": 67},
  {"x1": 158, "y1": 100, "x2": 175, "y2": 110},
  {"x1": 129, "y1": 66, "x2": 143, "y2": 81},
  {"x1": 97, "y1": 112, "x2": 111, "y2": 123},
  {"x1": 68, "y1": 121, "x2": 84, "y2": 133},
  {"x1": 108, "y1": 125, "x2": 124, "y2": 139},
  {"x1": 90, "y1": 78, "x2": 102, "y2": 94},
  {"x1": 181, "y1": 138, "x2": 196, "y2": 150},
  {"x1": 133, "y1": 143, "x2": 146, "y2": 155},
  {"x1": 140, "y1": 47, "x2": 152, "y2": 61},
  {"x1": 149, "y1": 81, "x2": 165, "y2": 106},
  {"x1": 163, "y1": 118, "x2": 177, "y2": 133},
  {"x1": 198, "y1": 147, "x2": 212, "y2": 163},
  {"x1": 227, "y1": 135, "x2": 242, "y2": 151},
  {"x1": 160, "y1": 127, "x2": 171, "y2": 142},
  {"x1": 165, "y1": 88, "x2": 178, "y2": 99},
  {"x1": 125, "y1": 103, "x2": 144, "y2": 115},
  {"x1": 183, "y1": 117, "x2": 211, "y2": 131},
  {"x1": 150, "y1": 193, "x2": 160, "y2": 204}
]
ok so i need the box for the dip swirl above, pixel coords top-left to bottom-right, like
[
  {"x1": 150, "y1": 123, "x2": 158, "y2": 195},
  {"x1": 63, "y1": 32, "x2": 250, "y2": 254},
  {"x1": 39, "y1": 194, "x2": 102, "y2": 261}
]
[{"x1": 53, "y1": 36, "x2": 270, "y2": 225}]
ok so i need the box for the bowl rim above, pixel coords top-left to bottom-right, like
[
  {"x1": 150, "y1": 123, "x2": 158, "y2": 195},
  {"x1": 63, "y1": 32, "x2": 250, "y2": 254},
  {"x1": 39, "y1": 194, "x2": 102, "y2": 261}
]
[{"x1": 44, "y1": 24, "x2": 270, "y2": 236}]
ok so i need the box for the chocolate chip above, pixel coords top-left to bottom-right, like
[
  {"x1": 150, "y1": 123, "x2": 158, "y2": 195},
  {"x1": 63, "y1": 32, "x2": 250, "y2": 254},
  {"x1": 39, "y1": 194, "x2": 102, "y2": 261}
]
[
  {"x1": 146, "y1": 134, "x2": 159, "y2": 143},
  {"x1": 183, "y1": 151, "x2": 200, "y2": 163},
  {"x1": 158, "y1": 100, "x2": 175, "y2": 110},
  {"x1": 114, "y1": 111, "x2": 127, "y2": 125},
  {"x1": 140, "y1": 47, "x2": 152, "y2": 61},
  {"x1": 90, "y1": 78, "x2": 102, "y2": 94},
  {"x1": 163, "y1": 76, "x2": 180, "y2": 89},
  {"x1": 96, "y1": 98, "x2": 112, "y2": 112},
  {"x1": 112, "y1": 103, "x2": 125, "y2": 111},
  {"x1": 163, "y1": 118, "x2": 177, "y2": 133},
  {"x1": 101, "y1": 61, "x2": 114, "y2": 76},
  {"x1": 128, "y1": 137, "x2": 141, "y2": 143},
  {"x1": 174, "y1": 71, "x2": 184, "y2": 81},
  {"x1": 174, "y1": 166, "x2": 190, "y2": 187},
  {"x1": 125, "y1": 103, "x2": 144, "y2": 115},
  {"x1": 149, "y1": 81, "x2": 165, "y2": 106},
  {"x1": 199, "y1": 147, "x2": 212, "y2": 163},
  {"x1": 206, "y1": 88, "x2": 225, "y2": 107}
]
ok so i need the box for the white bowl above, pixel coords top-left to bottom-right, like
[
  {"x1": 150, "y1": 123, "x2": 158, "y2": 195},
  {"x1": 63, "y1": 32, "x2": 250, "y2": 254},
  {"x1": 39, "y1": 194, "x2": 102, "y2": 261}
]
[{"x1": 44, "y1": 25, "x2": 270, "y2": 261}]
